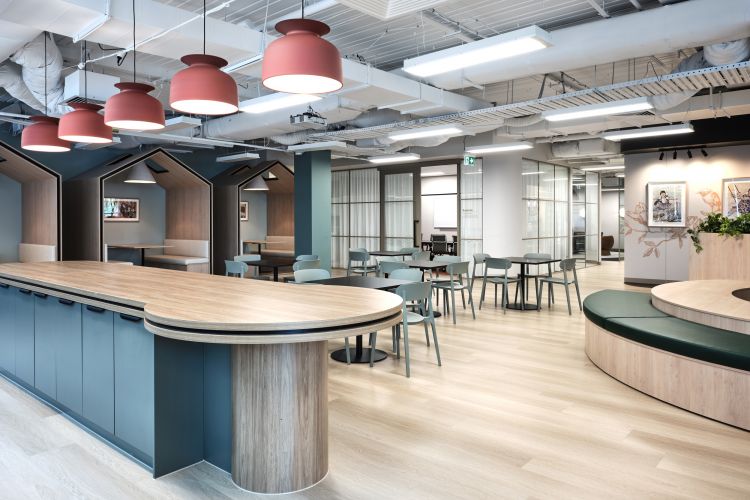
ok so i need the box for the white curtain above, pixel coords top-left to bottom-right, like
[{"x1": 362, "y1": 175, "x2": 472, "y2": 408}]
[
  {"x1": 384, "y1": 173, "x2": 413, "y2": 251},
  {"x1": 460, "y1": 159, "x2": 483, "y2": 260},
  {"x1": 331, "y1": 168, "x2": 381, "y2": 267}
]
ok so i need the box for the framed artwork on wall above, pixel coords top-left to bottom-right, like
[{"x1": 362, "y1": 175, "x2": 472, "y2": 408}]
[
  {"x1": 723, "y1": 177, "x2": 750, "y2": 217},
  {"x1": 240, "y1": 201, "x2": 249, "y2": 221},
  {"x1": 103, "y1": 197, "x2": 140, "y2": 222},
  {"x1": 647, "y1": 182, "x2": 686, "y2": 227}
]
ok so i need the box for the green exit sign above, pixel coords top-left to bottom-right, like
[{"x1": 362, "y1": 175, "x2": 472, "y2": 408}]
[{"x1": 463, "y1": 154, "x2": 476, "y2": 166}]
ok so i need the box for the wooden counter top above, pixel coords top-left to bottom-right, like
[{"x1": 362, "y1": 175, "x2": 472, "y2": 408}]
[
  {"x1": 651, "y1": 280, "x2": 750, "y2": 334},
  {"x1": 0, "y1": 261, "x2": 403, "y2": 343}
]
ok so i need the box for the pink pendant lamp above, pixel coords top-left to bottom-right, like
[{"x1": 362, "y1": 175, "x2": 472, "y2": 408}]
[
  {"x1": 169, "y1": 1, "x2": 238, "y2": 115},
  {"x1": 58, "y1": 42, "x2": 113, "y2": 143},
  {"x1": 104, "y1": 0, "x2": 165, "y2": 131},
  {"x1": 261, "y1": 1, "x2": 342, "y2": 95},
  {"x1": 22, "y1": 116, "x2": 70, "y2": 152},
  {"x1": 21, "y1": 33, "x2": 71, "y2": 153}
]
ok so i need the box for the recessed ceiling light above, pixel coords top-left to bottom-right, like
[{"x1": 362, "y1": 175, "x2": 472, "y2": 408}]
[
  {"x1": 217, "y1": 152, "x2": 261, "y2": 162},
  {"x1": 543, "y1": 97, "x2": 653, "y2": 122},
  {"x1": 466, "y1": 141, "x2": 533, "y2": 154},
  {"x1": 367, "y1": 153, "x2": 421, "y2": 164},
  {"x1": 601, "y1": 123, "x2": 694, "y2": 141},
  {"x1": 240, "y1": 93, "x2": 322, "y2": 114},
  {"x1": 389, "y1": 126, "x2": 463, "y2": 142}
]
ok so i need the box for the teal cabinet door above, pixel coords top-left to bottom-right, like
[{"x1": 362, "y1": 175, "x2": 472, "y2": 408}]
[
  {"x1": 0, "y1": 284, "x2": 14, "y2": 372},
  {"x1": 82, "y1": 305, "x2": 115, "y2": 433},
  {"x1": 34, "y1": 293, "x2": 57, "y2": 398},
  {"x1": 114, "y1": 313, "x2": 154, "y2": 461},
  {"x1": 14, "y1": 288, "x2": 35, "y2": 386},
  {"x1": 55, "y1": 298, "x2": 83, "y2": 414}
]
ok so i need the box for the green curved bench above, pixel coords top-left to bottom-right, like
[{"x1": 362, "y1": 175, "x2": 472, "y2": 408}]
[{"x1": 583, "y1": 290, "x2": 750, "y2": 372}]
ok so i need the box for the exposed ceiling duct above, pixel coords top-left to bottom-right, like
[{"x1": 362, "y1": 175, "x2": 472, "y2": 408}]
[{"x1": 415, "y1": 0, "x2": 750, "y2": 90}]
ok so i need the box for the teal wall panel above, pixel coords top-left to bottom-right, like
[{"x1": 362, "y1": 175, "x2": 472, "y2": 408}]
[
  {"x1": 294, "y1": 151, "x2": 332, "y2": 269},
  {"x1": 203, "y1": 343, "x2": 232, "y2": 472}
]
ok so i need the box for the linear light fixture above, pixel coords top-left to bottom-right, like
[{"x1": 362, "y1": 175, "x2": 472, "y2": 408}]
[
  {"x1": 420, "y1": 171, "x2": 447, "y2": 177},
  {"x1": 223, "y1": 54, "x2": 264, "y2": 74},
  {"x1": 217, "y1": 151, "x2": 261, "y2": 162},
  {"x1": 466, "y1": 141, "x2": 533, "y2": 154},
  {"x1": 543, "y1": 97, "x2": 653, "y2": 122},
  {"x1": 389, "y1": 126, "x2": 463, "y2": 142},
  {"x1": 601, "y1": 123, "x2": 694, "y2": 141},
  {"x1": 287, "y1": 141, "x2": 346, "y2": 152},
  {"x1": 240, "y1": 93, "x2": 322, "y2": 114},
  {"x1": 581, "y1": 165, "x2": 625, "y2": 171},
  {"x1": 368, "y1": 153, "x2": 421, "y2": 164},
  {"x1": 403, "y1": 25, "x2": 552, "y2": 78}
]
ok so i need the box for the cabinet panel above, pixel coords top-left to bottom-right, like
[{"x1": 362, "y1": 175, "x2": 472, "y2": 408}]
[
  {"x1": 82, "y1": 306, "x2": 115, "y2": 433},
  {"x1": 34, "y1": 293, "x2": 57, "y2": 398},
  {"x1": 14, "y1": 288, "x2": 35, "y2": 385},
  {"x1": 114, "y1": 313, "x2": 154, "y2": 460},
  {"x1": 0, "y1": 284, "x2": 14, "y2": 372},
  {"x1": 56, "y1": 299, "x2": 83, "y2": 414}
]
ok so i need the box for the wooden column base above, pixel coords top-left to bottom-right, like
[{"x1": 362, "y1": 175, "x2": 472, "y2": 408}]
[{"x1": 231, "y1": 341, "x2": 328, "y2": 494}]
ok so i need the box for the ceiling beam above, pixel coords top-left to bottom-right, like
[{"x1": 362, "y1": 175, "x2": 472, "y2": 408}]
[
  {"x1": 420, "y1": 9, "x2": 483, "y2": 44},
  {"x1": 586, "y1": 0, "x2": 610, "y2": 18},
  {"x1": 628, "y1": 0, "x2": 643, "y2": 10}
]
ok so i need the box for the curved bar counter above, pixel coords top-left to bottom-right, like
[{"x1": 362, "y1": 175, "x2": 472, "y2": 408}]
[{"x1": 0, "y1": 261, "x2": 403, "y2": 494}]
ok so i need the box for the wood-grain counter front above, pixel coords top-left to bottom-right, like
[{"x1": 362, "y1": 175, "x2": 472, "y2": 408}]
[{"x1": 0, "y1": 261, "x2": 403, "y2": 494}]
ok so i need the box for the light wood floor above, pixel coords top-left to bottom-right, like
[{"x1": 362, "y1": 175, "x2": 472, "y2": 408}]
[{"x1": 1, "y1": 261, "x2": 749, "y2": 499}]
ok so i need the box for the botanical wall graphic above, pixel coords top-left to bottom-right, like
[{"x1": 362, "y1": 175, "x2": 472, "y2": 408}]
[{"x1": 625, "y1": 190, "x2": 720, "y2": 258}]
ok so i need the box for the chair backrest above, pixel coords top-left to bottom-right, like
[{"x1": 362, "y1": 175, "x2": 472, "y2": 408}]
[
  {"x1": 399, "y1": 247, "x2": 419, "y2": 256},
  {"x1": 432, "y1": 241, "x2": 448, "y2": 253},
  {"x1": 473, "y1": 253, "x2": 489, "y2": 264},
  {"x1": 234, "y1": 254, "x2": 260, "y2": 263},
  {"x1": 293, "y1": 259, "x2": 321, "y2": 271},
  {"x1": 396, "y1": 281, "x2": 433, "y2": 303},
  {"x1": 559, "y1": 258, "x2": 577, "y2": 271},
  {"x1": 389, "y1": 268, "x2": 423, "y2": 282},
  {"x1": 445, "y1": 261, "x2": 470, "y2": 277},
  {"x1": 225, "y1": 260, "x2": 248, "y2": 277},
  {"x1": 485, "y1": 257, "x2": 512, "y2": 272},
  {"x1": 435, "y1": 255, "x2": 461, "y2": 264},
  {"x1": 348, "y1": 249, "x2": 369, "y2": 263},
  {"x1": 524, "y1": 252, "x2": 551, "y2": 260},
  {"x1": 379, "y1": 261, "x2": 407, "y2": 277},
  {"x1": 430, "y1": 234, "x2": 446, "y2": 242},
  {"x1": 294, "y1": 268, "x2": 331, "y2": 283},
  {"x1": 412, "y1": 250, "x2": 431, "y2": 261},
  {"x1": 296, "y1": 254, "x2": 319, "y2": 261}
]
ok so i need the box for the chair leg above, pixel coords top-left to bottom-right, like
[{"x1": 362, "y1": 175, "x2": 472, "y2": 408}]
[
  {"x1": 536, "y1": 280, "x2": 542, "y2": 312},
  {"x1": 574, "y1": 279, "x2": 583, "y2": 311},
  {"x1": 344, "y1": 337, "x2": 351, "y2": 365},
  {"x1": 402, "y1": 320, "x2": 411, "y2": 378},
  {"x1": 392, "y1": 326, "x2": 397, "y2": 353},
  {"x1": 423, "y1": 321, "x2": 430, "y2": 346},
  {"x1": 480, "y1": 279, "x2": 487, "y2": 310},
  {"x1": 564, "y1": 283, "x2": 572, "y2": 315},
  {"x1": 369, "y1": 332, "x2": 378, "y2": 367},
  {"x1": 460, "y1": 289, "x2": 466, "y2": 309},
  {"x1": 430, "y1": 320, "x2": 441, "y2": 366},
  {"x1": 494, "y1": 283, "x2": 498, "y2": 308},
  {"x1": 501, "y1": 283, "x2": 507, "y2": 314},
  {"x1": 396, "y1": 324, "x2": 401, "y2": 359},
  {"x1": 469, "y1": 289, "x2": 476, "y2": 319}
]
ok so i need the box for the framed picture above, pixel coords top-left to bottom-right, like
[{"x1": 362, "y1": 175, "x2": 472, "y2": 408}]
[
  {"x1": 647, "y1": 182, "x2": 686, "y2": 227},
  {"x1": 103, "y1": 197, "x2": 139, "y2": 222},
  {"x1": 723, "y1": 177, "x2": 750, "y2": 217},
  {"x1": 239, "y1": 201, "x2": 249, "y2": 221}
]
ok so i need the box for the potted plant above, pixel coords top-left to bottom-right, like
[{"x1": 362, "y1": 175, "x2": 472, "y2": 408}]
[
  {"x1": 688, "y1": 213, "x2": 750, "y2": 253},
  {"x1": 688, "y1": 212, "x2": 750, "y2": 280}
]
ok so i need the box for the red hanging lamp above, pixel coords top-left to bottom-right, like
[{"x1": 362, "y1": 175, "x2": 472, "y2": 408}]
[
  {"x1": 261, "y1": 1, "x2": 343, "y2": 94},
  {"x1": 21, "y1": 32, "x2": 71, "y2": 153},
  {"x1": 169, "y1": 1, "x2": 238, "y2": 115},
  {"x1": 58, "y1": 42, "x2": 113, "y2": 143},
  {"x1": 104, "y1": 0, "x2": 164, "y2": 131}
]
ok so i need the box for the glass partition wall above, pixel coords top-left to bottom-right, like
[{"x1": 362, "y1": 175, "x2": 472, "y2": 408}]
[
  {"x1": 460, "y1": 159, "x2": 482, "y2": 258},
  {"x1": 331, "y1": 168, "x2": 381, "y2": 268}
]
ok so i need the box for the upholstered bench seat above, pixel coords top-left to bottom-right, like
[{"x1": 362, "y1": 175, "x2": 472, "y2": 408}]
[
  {"x1": 143, "y1": 255, "x2": 209, "y2": 266},
  {"x1": 584, "y1": 290, "x2": 750, "y2": 371},
  {"x1": 143, "y1": 239, "x2": 210, "y2": 273}
]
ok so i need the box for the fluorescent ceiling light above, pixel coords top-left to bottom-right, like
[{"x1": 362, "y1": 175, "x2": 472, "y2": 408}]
[
  {"x1": 240, "y1": 93, "x2": 322, "y2": 114},
  {"x1": 287, "y1": 141, "x2": 346, "y2": 152},
  {"x1": 403, "y1": 25, "x2": 552, "y2": 78},
  {"x1": 368, "y1": 153, "x2": 421, "y2": 164},
  {"x1": 161, "y1": 116, "x2": 202, "y2": 133},
  {"x1": 420, "y1": 171, "x2": 447, "y2": 177},
  {"x1": 601, "y1": 123, "x2": 694, "y2": 141},
  {"x1": 223, "y1": 54, "x2": 263, "y2": 74},
  {"x1": 217, "y1": 152, "x2": 261, "y2": 162},
  {"x1": 466, "y1": 141, "x2": 533, "y2": 154},
  {"x1": 581, "y1": 165, "x2": 625, "y2": 171},
  {"x1": 389, "y1": 126, "x2": 463, "y2": 142},
  {"x1": 543, "y1": 97, "x2": 653, "y2": 122}
]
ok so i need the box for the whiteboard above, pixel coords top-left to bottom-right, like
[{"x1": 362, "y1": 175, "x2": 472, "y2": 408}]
[{"x1": 433, "y1": 195, "x2": 457, "y2": 228}]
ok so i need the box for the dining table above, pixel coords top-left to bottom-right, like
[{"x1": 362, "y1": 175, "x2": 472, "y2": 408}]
[
  {"x1": 308, "y1": 275, "x2": 414, "y2": 364},
  {"x1": 241, "y1": 256, "x2": 296, "y2": 282},
  {"x1": 106, "y1": 243, "x2": 173, "y2": 266},
  {"x1": 501, "y1": 256, "x2": 561, "y2": 311},
  {"x1": 368, "y1": 250, "x2": 416, "y2": 259}
]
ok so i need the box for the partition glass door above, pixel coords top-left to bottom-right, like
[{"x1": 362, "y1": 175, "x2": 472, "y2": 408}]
[{"x1": 382, "y1": 170, "x2": 417, "y2": 251}]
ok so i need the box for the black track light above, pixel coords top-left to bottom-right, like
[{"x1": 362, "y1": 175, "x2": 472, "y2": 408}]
[
  {"x1": 701, "y1": 148, "x2": 708, "y2": 157},
  {"x1": 673, "y1": 150, "x2": 677, "y2": 160},
  {"x1": 659, "y1": 151, "x2": 664, "y2": 161},
  {"x1": 687, "y1": 149, "x2": 693, "y2": 159}
]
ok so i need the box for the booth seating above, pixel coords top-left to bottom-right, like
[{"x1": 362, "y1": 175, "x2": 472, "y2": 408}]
[
  {"x1": 261, "y1": 236, "x2": 295, "y2": 258},
  {"x1": 144, "y1": 239, "x2": 210, "y2": 273},
  {"x1": 584, "y1": 290, "x2": 750, "y2": 430},
  {"x1": 18, "y1": 243, "x2": 56, "y2": 263}
]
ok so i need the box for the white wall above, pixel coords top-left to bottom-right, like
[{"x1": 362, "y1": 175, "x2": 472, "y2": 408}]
[
  {"x1": 420, "y1": 175, "x2": 457, "y2": 241},
  {"x1": 624, "y1": 144, "x2": 750, "y2": 283},
  {"x1": 0, "y1": 173, "x2": 21, "y2": 262},
  {"x1": 240, "y1": 190, "x2": 267, "y2": 247},
  {"x1": 601, "y1": 190, "x2": 621, "y2": 246},
  {"x1": 482, "y1": 153, "x2": 523, "y2": 259}
]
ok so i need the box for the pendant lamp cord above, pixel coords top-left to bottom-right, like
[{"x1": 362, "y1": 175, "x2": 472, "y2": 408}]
[
  {"x1": 43, "y1": 32, "x2": 48, "y2": 116},
  {"x1": 83, "y1": 40, "x2": 88, "y2": 103},
  {"x1": 132, "y1": 0, "x2": 136, "y2": 82},
  {"x1": 203, "y1": 0, "x2": 206, "y2": 54},
  {"x1": 301, "y1": 0, "x2": 305, "y2": 19}
]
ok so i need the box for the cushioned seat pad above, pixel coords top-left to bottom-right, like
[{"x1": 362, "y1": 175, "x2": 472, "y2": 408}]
[
  {"x1": 604, "y1": 316, "x2": 750, "y2": 371},
  {"x1": 583, "y1": 290, "x2": 668, "y2": 327}
]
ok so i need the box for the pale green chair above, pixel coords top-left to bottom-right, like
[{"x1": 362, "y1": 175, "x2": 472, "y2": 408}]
[
  {"x1": 225, "y1": 260, "x2": 248, "y2": 278},
  {"x1": 537, "y1": 258, "x2": 582, "y2": 315},
  {"x1": 378, "y1": 260, "x2": 407, "y2": 277},
  {"x1": 433, "y1": 261, "x2": 475, "y2": 324},
  {"x1": 347, "y1": 249, "x2": 377, "y2": 276},
  {"x1": 296, "y1": 254, "x2": 319, "y2": 261},
  {"x1": 293, "y1": 268, "x2": 330, "y2": 283},
  {"x1": 283, "y1": 259, "x2": 321, "y2": 282},
  {"x1": 412, "y1": 250, "x2": 431, "y2": 261},
  {"x1": 233, "y1": 254, "x2": 267, "y2": 280},
  {"x1": 480, "y1": 257, "x2": 520, "y2": 314}
]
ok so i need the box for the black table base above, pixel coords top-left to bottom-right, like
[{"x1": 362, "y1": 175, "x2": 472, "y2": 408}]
[
  {"x1": 330, "y1": 347, "x2": 388, "y2": 364},
  {"x1": 504, "y1": 303, "x2": 540, "y2": 311}
]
